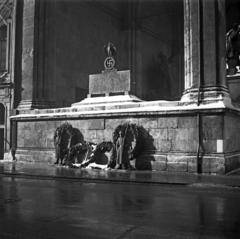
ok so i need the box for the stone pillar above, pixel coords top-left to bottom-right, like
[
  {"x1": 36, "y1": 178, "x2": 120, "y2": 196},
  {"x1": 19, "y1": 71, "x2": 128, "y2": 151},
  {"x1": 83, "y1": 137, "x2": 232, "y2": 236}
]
[
  {"x1": 18, "y1": 0, "x2": 55, "y2": 110},
  {"x1": 181, "y1": 0, "x2": 231, "y2": 105}
]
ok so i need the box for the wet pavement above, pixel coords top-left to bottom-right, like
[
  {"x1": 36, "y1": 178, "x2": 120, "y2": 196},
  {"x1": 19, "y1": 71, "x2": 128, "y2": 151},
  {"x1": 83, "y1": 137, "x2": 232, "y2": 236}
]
[
  {"x1": 1, "y1": 161, "x2": 240, "y2": 238},
  {"x1": 1, "y1": 174, "x2": 240, "y2": 238},
  {"x1": 0, "y1": 161, "x2": 240, "y2": 187}
]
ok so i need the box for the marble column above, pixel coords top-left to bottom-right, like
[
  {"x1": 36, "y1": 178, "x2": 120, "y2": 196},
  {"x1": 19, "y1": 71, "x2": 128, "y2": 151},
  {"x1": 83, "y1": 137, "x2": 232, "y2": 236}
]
[
  {"x1": 17, "y1": 0, "x2": 55, "y2": 110},
  {"x1": 181, "y1": 0, "x2": 231, "y2": 105}
]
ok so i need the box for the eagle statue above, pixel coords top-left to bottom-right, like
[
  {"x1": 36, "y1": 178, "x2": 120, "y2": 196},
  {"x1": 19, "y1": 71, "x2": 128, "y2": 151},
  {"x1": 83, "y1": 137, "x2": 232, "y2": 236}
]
[{"x1": 104, "y1": 43, "x2": 117, "y2": 58}]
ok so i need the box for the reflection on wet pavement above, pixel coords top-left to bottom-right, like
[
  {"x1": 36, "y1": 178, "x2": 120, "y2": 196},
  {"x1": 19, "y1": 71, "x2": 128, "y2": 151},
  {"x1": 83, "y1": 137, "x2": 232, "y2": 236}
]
[
  {"x1": 1, "y1": 161, "x2": 240, "y2": 187},
  {"x1": 0, "y1": 176, "x2": 240, "y2": 238}
]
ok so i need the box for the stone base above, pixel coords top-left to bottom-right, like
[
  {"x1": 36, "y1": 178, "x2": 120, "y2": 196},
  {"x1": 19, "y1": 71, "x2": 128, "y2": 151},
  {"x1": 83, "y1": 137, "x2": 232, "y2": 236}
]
[
  {"x1": 17, "y1": 100, "x2": 56, "y2": 111},
  {"x1": 72, "y1": 94, "x2": 143, "y2": 106},
  {"x1": 227, "y1": 68, "x2": 237, "y2": 76},
  {"x1": 15, "y1": 149, "x2": 55, "y2": 164},
  {"x1": 227, "y1": 74, "x2": 240, "y2": 103},
  {"x1": 10, "y1": 102, "x2": 240, "y2": 175},
  {"x1": 14, "y1": 149, "x2": 240, "y2": 175},
  {"x1": 136, "y1": 152, "x2": 240, "y2": 175},
  {"x1": 181, "y1": 85, "x2": 232, "y2": 108}
]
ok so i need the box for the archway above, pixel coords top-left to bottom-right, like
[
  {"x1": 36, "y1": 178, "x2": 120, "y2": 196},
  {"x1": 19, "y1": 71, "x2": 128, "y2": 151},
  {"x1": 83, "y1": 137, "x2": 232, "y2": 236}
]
[
  {"x1": 0, "y1": 103, "x2": 5, "y2": 159},
  {"x1": 47, "y1": 0, "x2": 184, "y2": 107}
]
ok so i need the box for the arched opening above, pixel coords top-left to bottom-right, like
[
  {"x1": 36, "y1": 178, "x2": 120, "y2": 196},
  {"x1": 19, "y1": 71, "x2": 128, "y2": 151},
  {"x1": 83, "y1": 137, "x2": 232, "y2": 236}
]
[
  {"x1": 0, "y1": 103, "x2": 5, "y2": 159},
  {"x1": 48, "y1": 0, "x2": 184, "y2": 106}
]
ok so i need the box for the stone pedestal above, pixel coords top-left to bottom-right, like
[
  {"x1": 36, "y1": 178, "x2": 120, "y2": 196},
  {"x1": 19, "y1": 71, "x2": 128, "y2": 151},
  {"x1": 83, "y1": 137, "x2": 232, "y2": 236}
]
[
  {"x1": 227, "y1": 74, "x2": 240, "y2": 104},
  {"x1": 89, "y1": 70, "x2": 131, "y2": 96},
  {"x1": 72, "y1": 69, "x2": 143, "y2": 106}
]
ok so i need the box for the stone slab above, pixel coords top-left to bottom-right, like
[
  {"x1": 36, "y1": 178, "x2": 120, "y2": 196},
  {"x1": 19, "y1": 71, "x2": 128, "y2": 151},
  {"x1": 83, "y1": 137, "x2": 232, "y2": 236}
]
[
  {"x1": 72, "y1": 94, "x2": 143, "y2": 106},
  {"x1": 89, "y1": 70, "x2": 130, "y2": 95},
  {"x1": 89, "y1": 119, "x2": 105, "y2": 130}
]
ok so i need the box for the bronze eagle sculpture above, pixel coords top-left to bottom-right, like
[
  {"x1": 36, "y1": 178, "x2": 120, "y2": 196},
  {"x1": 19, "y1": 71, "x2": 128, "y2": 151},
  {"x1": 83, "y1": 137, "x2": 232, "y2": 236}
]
[{"x1": 104, "y1": 43, "x2": 117, "y2": 57}]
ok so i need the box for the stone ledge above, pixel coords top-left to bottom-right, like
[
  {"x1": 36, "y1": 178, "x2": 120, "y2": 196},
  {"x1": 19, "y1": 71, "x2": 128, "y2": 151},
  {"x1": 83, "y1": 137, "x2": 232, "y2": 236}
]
[
  {"x1": 72, "y1": 94, "x2": 143, "y2": 106},
  {"x1": 11, "y1": 99, "x2": 240, "y2": 121}
]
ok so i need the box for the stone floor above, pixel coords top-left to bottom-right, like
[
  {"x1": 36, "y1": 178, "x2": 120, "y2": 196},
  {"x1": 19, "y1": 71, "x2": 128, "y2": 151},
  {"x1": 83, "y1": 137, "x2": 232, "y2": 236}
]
[{"x1": 1, "y1": 160, "x2": 240, "y2": 187}]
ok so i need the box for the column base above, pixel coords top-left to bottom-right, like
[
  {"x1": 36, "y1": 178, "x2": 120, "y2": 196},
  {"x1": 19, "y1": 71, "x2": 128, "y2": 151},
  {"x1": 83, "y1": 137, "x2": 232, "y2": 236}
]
[
  {"x1": 180, "y1": 85, "x2": 232, "y2": 107},
  {"x1": 17, "y1": 100, "x2": 56, "y2": 111}
]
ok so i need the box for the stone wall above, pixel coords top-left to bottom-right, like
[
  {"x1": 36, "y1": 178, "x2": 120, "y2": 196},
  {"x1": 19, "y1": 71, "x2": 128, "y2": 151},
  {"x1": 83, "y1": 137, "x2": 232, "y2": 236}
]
[
  {"x1": 224, "y1": 114, "x2": 240, "y2": 172},
  {"x1": 14, "y1": 111, "x2": 240, "y2": 174}
]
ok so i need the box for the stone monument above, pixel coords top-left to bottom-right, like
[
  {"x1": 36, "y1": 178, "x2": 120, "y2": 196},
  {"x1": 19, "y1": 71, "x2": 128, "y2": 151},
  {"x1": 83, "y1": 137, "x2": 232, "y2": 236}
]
[{"x1": 72, "y1": 43, "x2": 142, "y2": 106}]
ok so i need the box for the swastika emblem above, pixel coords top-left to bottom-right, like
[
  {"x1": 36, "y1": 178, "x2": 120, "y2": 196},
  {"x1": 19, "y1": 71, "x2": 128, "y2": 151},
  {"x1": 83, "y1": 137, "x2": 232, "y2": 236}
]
[{"x1": 104, "y1": 57, "x2": 115, "y2": 70}]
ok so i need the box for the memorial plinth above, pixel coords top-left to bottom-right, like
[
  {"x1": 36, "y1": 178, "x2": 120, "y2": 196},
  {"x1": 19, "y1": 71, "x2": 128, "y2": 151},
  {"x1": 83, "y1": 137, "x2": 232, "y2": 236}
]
[
  {"x1": 89, "y1": 70, "x2": 130, "y2": 96},
  {"x1": 72, "y1": 69, "x2": 143, "y2": 106}
]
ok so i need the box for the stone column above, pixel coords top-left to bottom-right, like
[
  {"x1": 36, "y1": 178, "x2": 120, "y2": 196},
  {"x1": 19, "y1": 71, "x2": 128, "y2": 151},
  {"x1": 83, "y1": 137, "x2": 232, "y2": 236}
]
[
  {"x1": 181, "y1": 0, "x2": 231, "y2": 105},
  {"x1": 18, "y1": 0, "x2": 55, "y2": 111}
]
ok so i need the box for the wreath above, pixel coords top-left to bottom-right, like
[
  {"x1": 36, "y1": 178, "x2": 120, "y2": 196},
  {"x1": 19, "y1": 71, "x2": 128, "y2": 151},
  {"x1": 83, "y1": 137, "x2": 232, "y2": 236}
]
[
  {"x1": 53, "y1": 122, "x2": 75, "y2": 166},
  {"x1": 68, "y1": 141, "x2": 93, "y2": 156},
  {"x1": 64, "y1": 141, "x2": 96, "y2": 168},
  {"x1": 53, "y1": 122, "x2": 74, "y2": 144},
  {"x1": 112, "y1": 123, "x2": 144, "y2": 160},
  {"x1": 88, "y1": 141, "x2": 115, "y2": 168}
]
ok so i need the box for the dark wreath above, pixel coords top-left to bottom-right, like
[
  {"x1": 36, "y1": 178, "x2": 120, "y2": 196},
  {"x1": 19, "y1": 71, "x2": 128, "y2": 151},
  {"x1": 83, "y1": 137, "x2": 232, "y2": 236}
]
[
  {"x1": 110, "y1": 123, "x2": 144, "y2": 167},
  {"x1": 67, "y1": 141, "x2": 96, "y2": 168},
  {"x1": 83, "y1": 141, "x2": 115, "y2": 168},
  {"x1": 53, "y1": 122, "x2": 75, "y2": 165}
]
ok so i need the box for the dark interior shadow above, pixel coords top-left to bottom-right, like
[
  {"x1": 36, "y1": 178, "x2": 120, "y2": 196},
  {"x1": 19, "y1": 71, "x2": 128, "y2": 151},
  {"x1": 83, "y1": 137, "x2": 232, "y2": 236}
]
[
  {"x1": 135, "y1": 126, "x2": 157, "y2": 171},
  {"x1": 96, "y1": 152, "x2": 109, "y2": 165},
  {"x1": 72, "y1": 128, "x2": 84, "y2": 144}
]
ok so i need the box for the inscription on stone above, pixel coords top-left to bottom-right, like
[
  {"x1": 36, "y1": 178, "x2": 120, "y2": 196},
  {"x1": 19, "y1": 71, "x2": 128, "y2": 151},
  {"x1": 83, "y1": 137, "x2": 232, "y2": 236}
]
[{"x1": 89, "y1": 119, "x2": 105, "y2": 130}]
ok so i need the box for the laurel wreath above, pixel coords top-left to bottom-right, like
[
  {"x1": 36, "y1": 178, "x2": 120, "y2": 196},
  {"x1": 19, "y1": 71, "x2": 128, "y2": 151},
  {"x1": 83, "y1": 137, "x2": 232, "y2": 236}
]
[
  {"x1": 53, "y1": 122, "x2": 75, "y2": 166},
  {"x1": 53, "y1": 122, "x2": 74, "y2": 142},
  {"x1": 89, "y1": 141, "x2": 115, "y2": 167},
  {"x1": 53, "y1": 123, "x2": 144, "y2": 168},
  {"x1": 64, "y1": 141, "x2": 96, "y2": 168},
  {"x1": 112, "y1": 123, "x2": 144, "y2": 160}
]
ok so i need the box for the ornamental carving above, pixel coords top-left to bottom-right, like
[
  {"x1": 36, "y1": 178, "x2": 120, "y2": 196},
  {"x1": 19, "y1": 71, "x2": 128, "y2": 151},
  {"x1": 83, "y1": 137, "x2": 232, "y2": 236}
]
[
  {"x1": 0, "y1": 0, "x2": 13, "y2": 27},
  {"x1": 103, "y1": 43, "x2": 117, "y2": 71}
]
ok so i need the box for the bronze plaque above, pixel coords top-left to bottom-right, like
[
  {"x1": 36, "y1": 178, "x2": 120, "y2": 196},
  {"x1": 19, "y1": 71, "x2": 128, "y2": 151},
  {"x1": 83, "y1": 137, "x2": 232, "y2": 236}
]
[{"x1": 89, "y1": 119, "x2": 105, "y2": 130}]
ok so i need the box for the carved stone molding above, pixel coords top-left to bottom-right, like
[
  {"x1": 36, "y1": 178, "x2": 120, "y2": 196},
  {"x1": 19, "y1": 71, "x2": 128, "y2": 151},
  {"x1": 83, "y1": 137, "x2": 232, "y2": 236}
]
[{"x1": 0, "y1": 0, "x2": 13, "y2": 26}]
